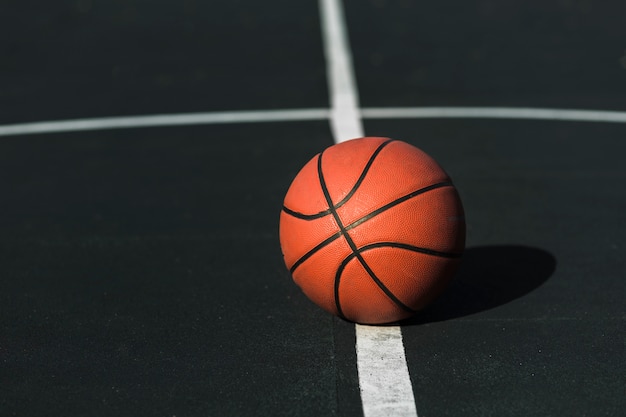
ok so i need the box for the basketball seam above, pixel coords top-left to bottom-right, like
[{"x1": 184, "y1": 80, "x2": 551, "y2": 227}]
[
  {"x1": 281, "y1": 139, "x2": 394, "y2": 219},
  {"x1": 356, "y1": 242, "x2": 462, "y2": 259},
  {"x1": 316, "y1": 147, "x2": 418, "y2": 317},
  {"x1": 289, "y1": 229, "x2": 342, "y2": 274},
  {"x1": 334, "y1": 243, "x2": 462, "y2": 318},
  {"x1": 288, "y1": 181, "x2": 456, "y2": 274}
]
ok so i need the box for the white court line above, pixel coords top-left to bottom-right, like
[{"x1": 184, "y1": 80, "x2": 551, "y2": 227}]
[
  {"x1": 319, "y1": 0, "x2": 364, "y2": 141},
  {"x1": 0, "y1": 109, "x2": 329, "y2": 137},
  {"x1": 362, "y1": 106, "x2": 626, "y2": 123},
  {"x1": 4, "y1": 106, "x2": 626, "y2": 137},
  {"x1": 319, "y1": 1, "x2": 418, "y2": 417},
  {"x1": 356, "y1": 326, "x2": 419, "y2": 417}
]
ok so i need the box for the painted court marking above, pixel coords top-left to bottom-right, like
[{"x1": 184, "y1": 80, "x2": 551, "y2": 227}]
[
  {"x1": 3, "y1": 106, "x2": 626, "y2": 137},
  {"x1": 0, "y1": 109, "x2": 329, "y2": 137},
  {"x1": 361, "y1": 106, "x2": 626, "y2": 123},
  {"x1": 319, "y1": 0, "x2": 364, "y2": 142},
  {"x1": 356, "y1": 325, "x2": 419, "y2": 417}
]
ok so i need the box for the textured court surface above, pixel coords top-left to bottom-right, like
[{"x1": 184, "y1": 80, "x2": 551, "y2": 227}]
[{"x1": 1, "y1": 1, "x2": 625, "y2": 416}]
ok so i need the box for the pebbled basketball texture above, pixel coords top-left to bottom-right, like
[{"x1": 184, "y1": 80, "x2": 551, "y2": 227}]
[{"x1": 279, "y1": 137, "x2": 465, "y2": 324}]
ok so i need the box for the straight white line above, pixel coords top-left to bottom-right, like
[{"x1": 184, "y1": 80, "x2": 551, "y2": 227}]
[
  {"x1": 319, "y1": 1, "x2": 418, "y2": 417},
  {"x1": 362, "y1": 106, "x2": 626, "y2": 123},
  {"x1": 0, "y1": 109, "x2": 329, "y2": 137},
  {"x1": 356, "y1": 326, "x2": 418, "y2": 417},
  {"x1": 319, "y1": 0, "x2": 364, "y2": 142}
]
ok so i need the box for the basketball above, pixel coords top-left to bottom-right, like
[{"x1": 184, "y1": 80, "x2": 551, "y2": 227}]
[{"x1": 279, "y1": 137, "x2": 465, "y2": 324}]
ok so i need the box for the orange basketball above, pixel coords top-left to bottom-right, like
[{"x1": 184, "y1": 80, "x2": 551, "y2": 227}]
[{"x1": 279, "y1": 137, "x2": 465, "y2": 324}]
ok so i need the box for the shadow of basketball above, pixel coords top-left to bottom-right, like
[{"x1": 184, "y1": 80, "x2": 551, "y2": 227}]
[{"x1": 403, "y1": 245, "x2": 557, "y2": 325}]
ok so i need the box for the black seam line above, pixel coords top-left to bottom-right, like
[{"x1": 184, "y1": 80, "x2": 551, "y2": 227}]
[
  {"x1": 282, "y1": 205, "x2": 331, "y2": 220},
  {"x1": 334, "y1": 242, "x2": 462, "y2": 319},
  {"x1": 287, "y1": 181, "x2": 455, "y2": 274},
  {"x1": 334, "y1": 254, "x2": 353, "y2": 320},
  {"x1": 344, "y1": 181, "x2": 454, "y2": 232},
  {"x1": 289, "y1": 230, "x2": 343, "y2": 274},
  {"x1": 317, "y1": 149, "x2": 416, "y2": 314},
  {"x1": 354, "y1": 242, "x2": 462, "y2": 258},
  {"x1": 281, "y1": 139, "x2": 394, "y2": 220}
]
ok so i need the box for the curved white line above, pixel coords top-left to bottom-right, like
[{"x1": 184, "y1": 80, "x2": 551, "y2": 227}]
[
  {"x1": 0, "y1": 109, "x2": 329, "y2": 137},
  {"x1": 362, "y1": 106, "x2": 626, "y2": 123},
  {"x1": 3, "y1": 106, "x2": 626, "y2": 138}
]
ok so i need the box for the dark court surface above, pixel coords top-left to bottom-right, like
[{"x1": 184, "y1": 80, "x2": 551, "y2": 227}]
[
  {"x1": 0, "y1": 0, "x2": 327, "y2": 124},
  {"x1": 346, "y1": 0, "x2": 626, "y2": 110},
  {"x1": 1, "y1": 1, "x2": 625, "y2": 416}
]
